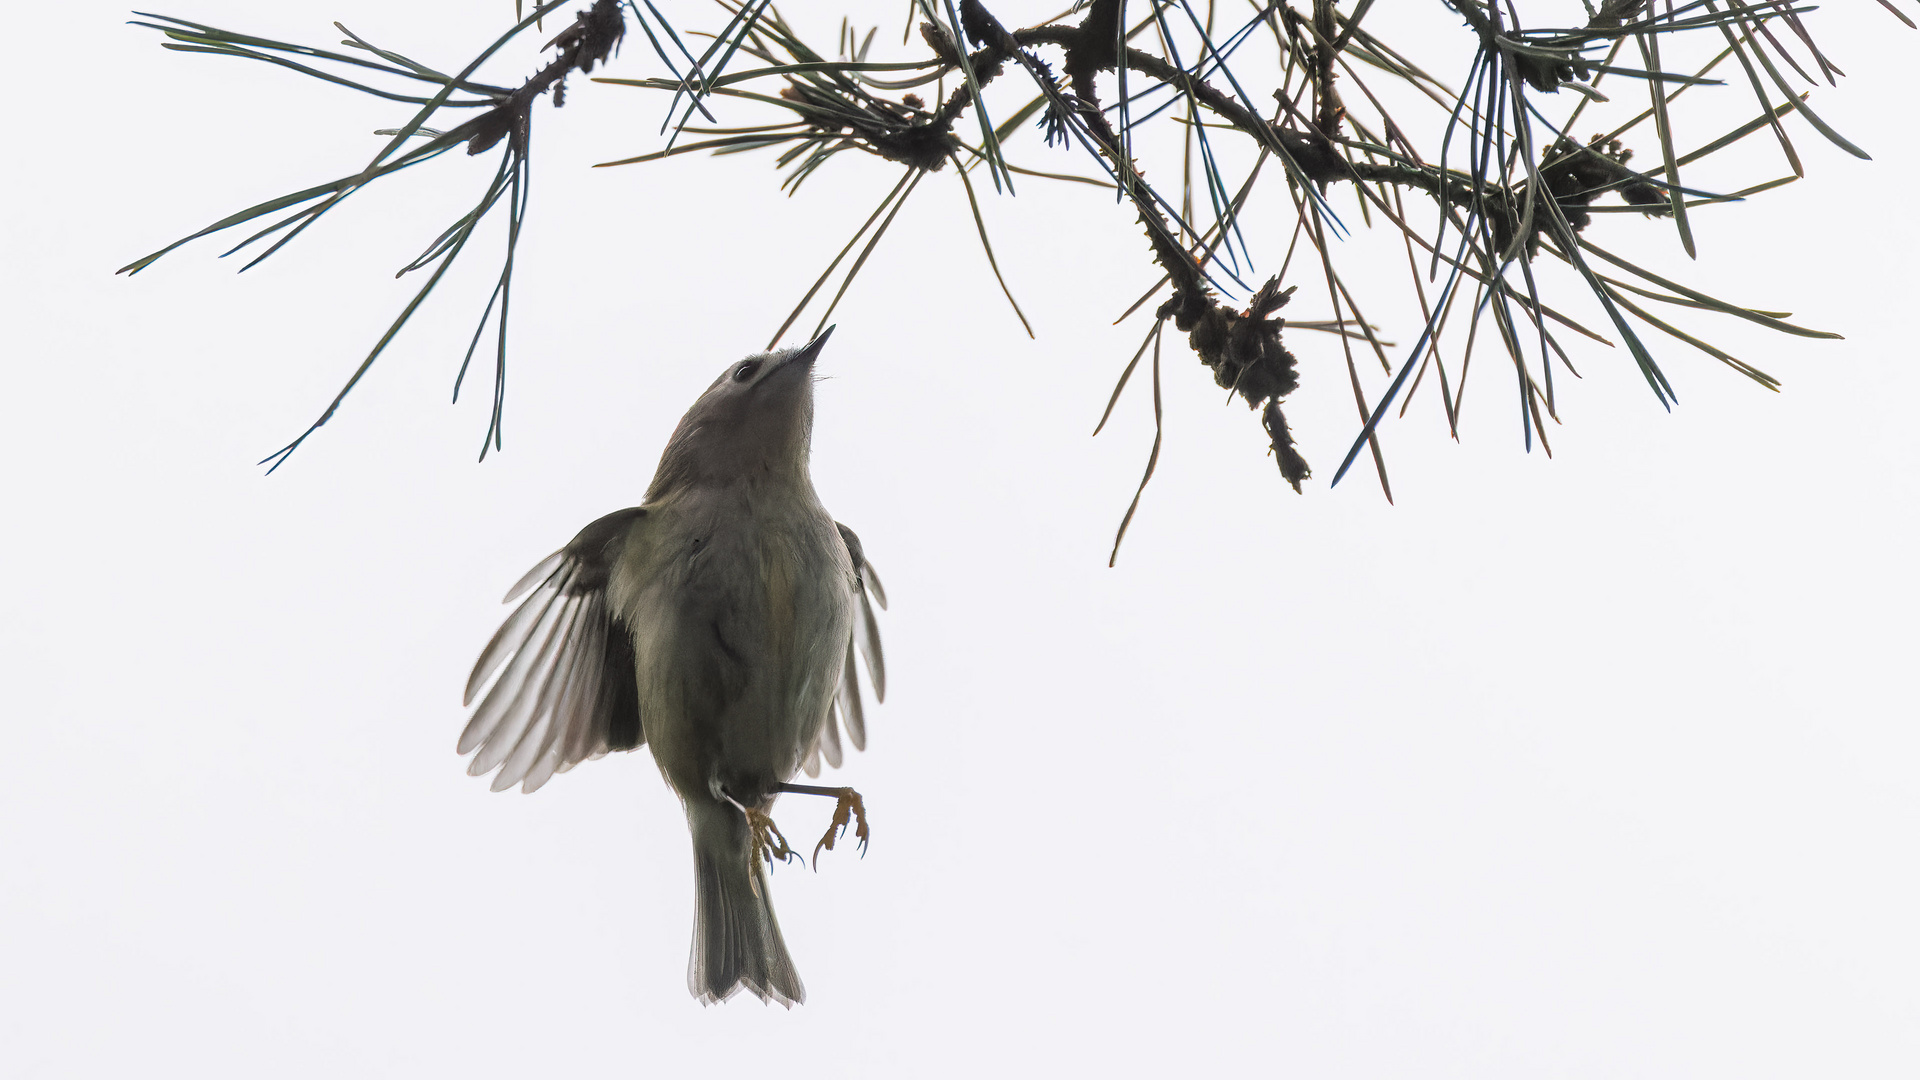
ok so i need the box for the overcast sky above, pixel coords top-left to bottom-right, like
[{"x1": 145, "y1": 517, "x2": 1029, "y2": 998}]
[{"x1": 5, "y1": 2, "x2": 1917, "y2": 1077}]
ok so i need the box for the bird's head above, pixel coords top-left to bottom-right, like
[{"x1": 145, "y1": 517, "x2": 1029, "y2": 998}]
[{"x1": 646, "y1": 327, "x2": 834, "y2": 498}]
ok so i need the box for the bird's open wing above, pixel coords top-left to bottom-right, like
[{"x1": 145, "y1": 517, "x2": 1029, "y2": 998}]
[
  {"x1": 804, "y1": 522, "x2": 888, "y2": 777},
  {"x1": 460, "y1": 508, "x2": 646, "y2": 793}
]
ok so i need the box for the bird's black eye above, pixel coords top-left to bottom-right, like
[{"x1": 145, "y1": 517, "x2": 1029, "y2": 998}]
[{"x1": 734, "y1": 361, "x2": 760, "y2": 383}]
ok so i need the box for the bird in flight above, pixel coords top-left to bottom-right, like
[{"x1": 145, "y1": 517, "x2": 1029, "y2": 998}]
[{"x1": 458, "y1": 328, "x2": 886, "y2": 1007}]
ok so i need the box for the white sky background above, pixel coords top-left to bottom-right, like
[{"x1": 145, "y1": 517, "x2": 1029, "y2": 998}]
[{"x1": 4, "y1": 0, "x2": 1917, "y2": 1075}]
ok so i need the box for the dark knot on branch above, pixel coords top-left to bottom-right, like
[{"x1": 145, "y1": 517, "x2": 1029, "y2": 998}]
[
  {"x1": 1490, "y1": 134, "x2": 1671, "y2": 255},
  {"x1": 1539, "y1": 135, "x2": 1670, "y2": 229},
  {"x1": 1163, "y1": 277, "x2": 1300, "y2": 407},
  {"x1": 1159, "y1": 277, "x2": 1311, "y2": 492}
]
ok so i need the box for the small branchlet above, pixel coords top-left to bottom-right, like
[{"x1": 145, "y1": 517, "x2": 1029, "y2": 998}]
[
  {"x1": 468, "y1": 0, "x2": 626, "y2": 154},
  {"x1": 1263, "y1": 399, "x2": 1312, "y2": 495},
  {"x1": 1454, "y1": 0, "x2": 1651, "y2": 93},
  {"x1": 781, "y1": 74, "x2": 957, "y2": 172}
]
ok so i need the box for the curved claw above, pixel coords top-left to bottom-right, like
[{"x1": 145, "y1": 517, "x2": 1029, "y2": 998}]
[
  {"x1": 811, "y1": 788, "x2": 870, "y2": 866},
  {"x1": 747, "y1": 807, "x2": 803, "y2": 870}
]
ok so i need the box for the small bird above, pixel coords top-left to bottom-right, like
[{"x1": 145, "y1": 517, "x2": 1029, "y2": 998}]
[{"x1": 458, "y1": 327, "x2": 885, "y2": 1007}]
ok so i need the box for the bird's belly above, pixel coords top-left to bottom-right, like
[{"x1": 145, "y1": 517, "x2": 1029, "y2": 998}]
[{"x1": 628, "y1": 522, "x2": 853, "y2": 807}]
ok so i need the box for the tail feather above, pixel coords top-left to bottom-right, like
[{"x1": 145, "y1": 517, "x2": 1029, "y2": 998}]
[{"x1": 686, "y1": 799, "x2": 804, "y2": 1007}]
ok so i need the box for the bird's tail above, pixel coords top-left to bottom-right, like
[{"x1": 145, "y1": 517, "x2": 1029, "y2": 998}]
[{"x1": 684, "y1": 797, "x2": 805, "y2": 1007}]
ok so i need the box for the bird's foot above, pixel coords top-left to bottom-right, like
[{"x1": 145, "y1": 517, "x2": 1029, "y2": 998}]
[
  {"x1": 746, "y1": 806, "x2": 802, "y2": 870},
  {"x1": 772, "y1": 782, "x2": 870, "y2": 865},
  {"x1": 811, "y1": 787, "x2": 868, "y2": 863}
]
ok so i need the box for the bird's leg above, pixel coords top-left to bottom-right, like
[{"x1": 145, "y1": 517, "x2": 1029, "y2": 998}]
[
  {"x1": 774, "y1": 783, "x2": 870, "y2": 863},
  {"x1": 720, "y1": 790, "x2": 802, "y2": 870}
]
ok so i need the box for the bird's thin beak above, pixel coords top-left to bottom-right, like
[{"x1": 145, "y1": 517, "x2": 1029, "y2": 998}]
[{"x1": 783, "y1": 325, "x2": 835, "y2": 370}]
